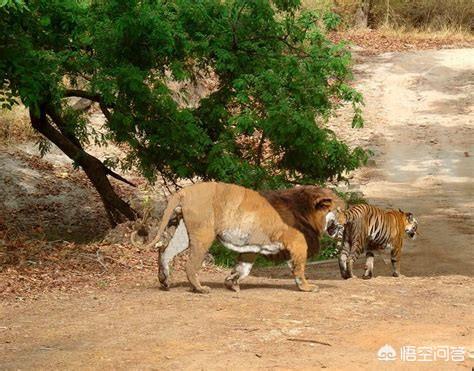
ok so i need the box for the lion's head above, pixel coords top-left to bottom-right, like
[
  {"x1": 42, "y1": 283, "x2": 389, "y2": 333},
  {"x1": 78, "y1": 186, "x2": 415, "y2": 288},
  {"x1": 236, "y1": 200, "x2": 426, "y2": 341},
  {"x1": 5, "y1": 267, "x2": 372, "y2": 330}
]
[{"x1": 262, "y1": 186, "x2": 344, "y2": 236}]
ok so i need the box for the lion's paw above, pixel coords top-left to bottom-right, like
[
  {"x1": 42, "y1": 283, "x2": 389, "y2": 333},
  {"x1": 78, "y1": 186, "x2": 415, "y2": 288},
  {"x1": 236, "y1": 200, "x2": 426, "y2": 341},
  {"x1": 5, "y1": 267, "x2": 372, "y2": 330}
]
[
  {"x1": 192, "y1": 285, "x2": 211, "y2": 294},
  {"x1": 298, "y1": 284, "x2": 318, "y2": 292}
]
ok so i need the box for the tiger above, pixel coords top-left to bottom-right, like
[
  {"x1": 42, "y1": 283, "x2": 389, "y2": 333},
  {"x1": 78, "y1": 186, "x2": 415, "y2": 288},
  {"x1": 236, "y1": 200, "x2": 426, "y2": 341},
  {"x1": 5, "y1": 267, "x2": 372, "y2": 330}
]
[{"x1": 325, "y1": 204, "x2": 418, "y2": 279}]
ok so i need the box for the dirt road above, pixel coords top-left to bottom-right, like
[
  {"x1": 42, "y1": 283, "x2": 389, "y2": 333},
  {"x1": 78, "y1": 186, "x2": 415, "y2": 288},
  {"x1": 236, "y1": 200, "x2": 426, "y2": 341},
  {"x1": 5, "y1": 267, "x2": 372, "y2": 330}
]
[
  {"x1": 1, "y1": 49, "x2": 473, "y2": 370},
  {"x1": 340, "y1": 48, "x2": 474, "y2": 277}
]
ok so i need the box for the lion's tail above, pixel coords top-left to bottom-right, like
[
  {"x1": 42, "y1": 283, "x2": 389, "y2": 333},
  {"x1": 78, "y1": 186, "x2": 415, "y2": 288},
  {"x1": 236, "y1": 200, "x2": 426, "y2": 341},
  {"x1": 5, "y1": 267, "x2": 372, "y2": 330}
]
[{"x1": 143, "y1": 192, "x2": 182, "y2": 251}]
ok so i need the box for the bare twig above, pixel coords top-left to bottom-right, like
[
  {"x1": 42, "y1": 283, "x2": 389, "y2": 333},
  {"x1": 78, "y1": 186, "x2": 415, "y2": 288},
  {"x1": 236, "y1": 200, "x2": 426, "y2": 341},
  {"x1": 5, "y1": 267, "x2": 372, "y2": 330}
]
[
  {"x1": 256, "y1": 131, "x2": 265, "y2": 166},
  {"x1": 306, "y1": 258, "x2": 338, "y2": 266},
  {"x1": 105, "y1": 167, "x2": 136, "y2": 187},
  {"x1": 79, "y1": 252, "x2": 107, "y2": 272},
  {"x1": 287, "y1": 338, "x2": 332, "y2": 346}
]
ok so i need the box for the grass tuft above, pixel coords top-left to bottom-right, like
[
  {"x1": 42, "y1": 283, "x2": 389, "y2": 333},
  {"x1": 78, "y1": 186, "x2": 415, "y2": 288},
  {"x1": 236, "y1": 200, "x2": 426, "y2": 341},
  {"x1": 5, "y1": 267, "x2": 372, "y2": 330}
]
[{"x1": 0, "y1": 105, "x2": 38, "y2": 144}]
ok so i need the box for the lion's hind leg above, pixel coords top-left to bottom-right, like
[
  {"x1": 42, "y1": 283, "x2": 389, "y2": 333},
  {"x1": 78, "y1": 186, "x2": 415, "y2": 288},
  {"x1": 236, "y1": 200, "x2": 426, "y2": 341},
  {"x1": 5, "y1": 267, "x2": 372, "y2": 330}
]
[
  {"x1": 159, "y1": 219, "x2": 189, "y2": 290},
  {"x1": 186, "y1": 228, "x2": 215, "y2": 294}
]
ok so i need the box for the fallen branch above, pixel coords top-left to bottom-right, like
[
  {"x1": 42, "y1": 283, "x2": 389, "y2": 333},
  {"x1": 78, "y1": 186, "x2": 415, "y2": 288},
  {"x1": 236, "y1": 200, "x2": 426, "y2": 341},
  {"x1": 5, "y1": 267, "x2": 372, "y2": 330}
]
[
  {"x1": 287, "y1": 338, "x2": 332, "y2": 346},
  {"x1": 78, "y1": 252, "x2": 107, "y2": 272},
  {"x1": 306, "y1": 258, "x2": 338, "y2": 266}
]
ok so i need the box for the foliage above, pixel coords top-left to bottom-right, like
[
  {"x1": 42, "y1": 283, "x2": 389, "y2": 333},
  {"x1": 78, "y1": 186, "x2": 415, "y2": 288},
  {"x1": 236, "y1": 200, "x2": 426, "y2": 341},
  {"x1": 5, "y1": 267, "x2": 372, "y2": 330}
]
[
  {"x1": 210, "y1": 234, "x2": 338, "y2": 268},
  {"x1": 335, "y1": 189, "x2": 367, "y2": 206},
  {"x1": 1, "y1": 0, "x2": 366, "y2": 191},
  {"x1": 210, "y1": 241, "x2": 278, "y2": 268},
  {"x1": 209, "y1": 241, "x2": 238, "y2": 267},
  {"x1": 318, "y1": 234, "x2": 340, "y2": 260}
]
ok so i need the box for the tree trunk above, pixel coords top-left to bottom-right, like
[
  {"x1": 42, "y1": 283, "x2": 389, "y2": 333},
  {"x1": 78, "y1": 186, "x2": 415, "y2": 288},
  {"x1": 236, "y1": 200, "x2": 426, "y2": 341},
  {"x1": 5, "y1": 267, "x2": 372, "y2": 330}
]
[
  {"x1": 30, "y1": 104, "x2": 137, "y2": 227},
  {"x1": 354, "y1": 0, "x2": 372, "y2": 28}
]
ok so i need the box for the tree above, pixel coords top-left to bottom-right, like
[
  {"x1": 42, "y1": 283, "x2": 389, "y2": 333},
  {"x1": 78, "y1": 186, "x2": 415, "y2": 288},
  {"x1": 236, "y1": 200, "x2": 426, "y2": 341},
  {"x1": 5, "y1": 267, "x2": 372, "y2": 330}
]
[
  {"x1": 1, "y1": 0, "x2": 366, "y2": 226},
  {"x1": 354, "y1": 0, "x2": 373, "y2": 28}
]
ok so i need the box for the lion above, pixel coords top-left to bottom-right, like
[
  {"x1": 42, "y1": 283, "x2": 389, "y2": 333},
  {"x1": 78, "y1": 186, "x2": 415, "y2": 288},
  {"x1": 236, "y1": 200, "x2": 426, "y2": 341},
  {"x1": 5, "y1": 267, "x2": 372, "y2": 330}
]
[
  {"x1": 224, "y1": 186, "x2": 343, "y2": 291},
  {"x1": 132, "y1": 182, "x2": 340, "y2": 293}
]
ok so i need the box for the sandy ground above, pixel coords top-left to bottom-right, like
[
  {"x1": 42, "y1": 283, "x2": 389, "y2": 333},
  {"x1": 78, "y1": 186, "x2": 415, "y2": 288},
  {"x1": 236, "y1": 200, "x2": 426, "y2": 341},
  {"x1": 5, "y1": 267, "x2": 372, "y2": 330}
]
[
  {"x1": 1, "y1": 49, "x2": 473, "y2": 370},
  {"x1": 331, "y1": 48, "x2": 474, "y2": 277}
]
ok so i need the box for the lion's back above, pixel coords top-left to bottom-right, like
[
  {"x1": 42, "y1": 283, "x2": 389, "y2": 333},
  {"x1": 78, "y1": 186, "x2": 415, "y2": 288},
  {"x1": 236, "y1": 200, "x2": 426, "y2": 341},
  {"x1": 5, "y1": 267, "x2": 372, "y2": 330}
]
[{"x1": 180, "y1": 182, "x2": 288, "y2": 240}]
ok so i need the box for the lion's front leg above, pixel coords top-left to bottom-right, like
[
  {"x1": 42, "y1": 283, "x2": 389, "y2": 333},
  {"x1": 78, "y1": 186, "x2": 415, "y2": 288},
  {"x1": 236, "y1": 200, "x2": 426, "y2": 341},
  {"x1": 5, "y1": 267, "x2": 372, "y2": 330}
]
[
  {"x1": 286, "y1": 234, "x2": 316, "y2": 292},
  {"x1": 224, "y1": 253, "x2": 256, "y2": 292}
]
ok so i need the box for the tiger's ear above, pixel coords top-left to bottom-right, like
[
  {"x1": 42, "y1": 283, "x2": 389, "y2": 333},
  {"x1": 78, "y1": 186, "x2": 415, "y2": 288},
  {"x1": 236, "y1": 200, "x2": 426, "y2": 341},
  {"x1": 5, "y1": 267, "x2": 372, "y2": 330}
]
[
  {"x1": 336, "y1": 207, "x2": 342, "y2": 212},
  {"x1": 406, "y1": 212, "x2": 414, "y2": 222},
  {"x1": 315, "y1": 197, "x2": 333, "y2": 209},
  {"x1": 398, "y1": 208, "x2": 403, "y2": 213}
]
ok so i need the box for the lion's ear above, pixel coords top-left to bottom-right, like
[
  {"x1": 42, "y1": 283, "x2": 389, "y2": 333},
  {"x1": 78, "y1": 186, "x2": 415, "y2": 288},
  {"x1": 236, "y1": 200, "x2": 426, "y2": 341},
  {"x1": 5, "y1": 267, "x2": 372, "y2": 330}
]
[{"x1": 315, "y1": 197, "x2": 333, "y2": 209}]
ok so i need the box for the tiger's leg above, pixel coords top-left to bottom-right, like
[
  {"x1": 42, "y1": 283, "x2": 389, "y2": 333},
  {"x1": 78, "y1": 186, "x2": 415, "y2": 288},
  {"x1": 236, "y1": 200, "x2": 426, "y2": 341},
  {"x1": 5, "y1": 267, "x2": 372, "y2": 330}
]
[
  {"x1": 346, "y1": 240, "x2": 363, "y2": 279},
  {"x1": 286, "y1": 233, "x2": 316, "y2": 292},
  {"x1": 346, "y1": 258, "x2": 355, "y2": 279},
  {"x1": 186, "y1": 228, "x2": 215, "y2": 294},
  {"x1": 362, "y1": 251, "x2": 375, "y2": 279},
  {"x1": 224, "y1": 253, "x2": 256, "y2": 292},
  {"x1": 338, "y1": 242, "x2": 351, "y2": 279},
  {"x1": 391, "y1": 247, "x2": 402, "y2": 277}
]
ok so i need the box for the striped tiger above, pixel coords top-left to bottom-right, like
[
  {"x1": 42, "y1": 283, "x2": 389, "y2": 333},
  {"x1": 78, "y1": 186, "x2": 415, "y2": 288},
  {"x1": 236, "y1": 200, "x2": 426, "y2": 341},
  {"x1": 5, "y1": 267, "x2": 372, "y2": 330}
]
[{"x1": 326, "y1": 204, "x2": 418, "y2": 279}]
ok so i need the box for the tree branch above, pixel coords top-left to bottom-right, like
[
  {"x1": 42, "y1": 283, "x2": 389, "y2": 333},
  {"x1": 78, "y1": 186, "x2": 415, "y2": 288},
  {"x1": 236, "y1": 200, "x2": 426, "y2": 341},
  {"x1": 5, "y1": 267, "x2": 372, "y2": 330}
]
[
  {"x1": 51, "y1": 99, "x2": 133, "y2": 187},
  {"x1": 64, "y1": 89, "x2": 101, "y2": 102},
  {"x1": 45, "y1": 104, "x2": 84, "y2": 149},
  {"x1": 256, "y1": 131, "x2": 265, "y2": 166},
  {"x1": 64, "y1": 89, "x2": 113, "y2": 120},
  {"x1": 30, "y1": 104, "x2": 138, "y2": 225},
  {"x1": 98, "y1": 100, "x2": 112, "y2": 121},
  {"x1": 106, "y1": 167, "x2": 136, "y2": 187}
]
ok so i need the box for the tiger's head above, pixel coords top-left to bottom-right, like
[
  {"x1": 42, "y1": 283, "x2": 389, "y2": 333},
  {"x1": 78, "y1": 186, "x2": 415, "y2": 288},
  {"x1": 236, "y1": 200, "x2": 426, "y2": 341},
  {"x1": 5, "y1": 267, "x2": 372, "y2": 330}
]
[
  {"x1": 325, "y1": 207, "x2": 346, "y2": 239},
  {"x1": 401, "y1": 210, "x2": 418, "y2": 240}
]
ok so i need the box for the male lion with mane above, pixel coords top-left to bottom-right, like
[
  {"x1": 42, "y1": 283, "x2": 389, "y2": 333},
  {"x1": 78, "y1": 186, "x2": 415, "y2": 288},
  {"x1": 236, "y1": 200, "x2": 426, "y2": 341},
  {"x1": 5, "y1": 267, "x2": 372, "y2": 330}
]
[
  {"x1": 133, "y1": 182, "x2": 341, "y2": 293},
  {"x1": 225, "y1": 186, "x2": 343, "y2": 291}
]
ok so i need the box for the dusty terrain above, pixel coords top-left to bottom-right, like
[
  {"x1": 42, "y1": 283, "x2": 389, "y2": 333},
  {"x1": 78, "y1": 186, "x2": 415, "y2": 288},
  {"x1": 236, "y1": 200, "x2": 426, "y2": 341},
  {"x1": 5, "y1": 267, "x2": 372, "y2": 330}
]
[{"x1": 1, "y1": 48, "x2": 473, "y2": 370}]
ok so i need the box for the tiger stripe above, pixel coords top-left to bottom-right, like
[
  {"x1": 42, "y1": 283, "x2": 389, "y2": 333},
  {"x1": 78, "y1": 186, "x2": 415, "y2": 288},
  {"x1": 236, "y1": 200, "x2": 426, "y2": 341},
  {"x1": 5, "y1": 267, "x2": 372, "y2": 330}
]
[{"x1": 330, "y1": 204, "x2": 418, "y2": 279}]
